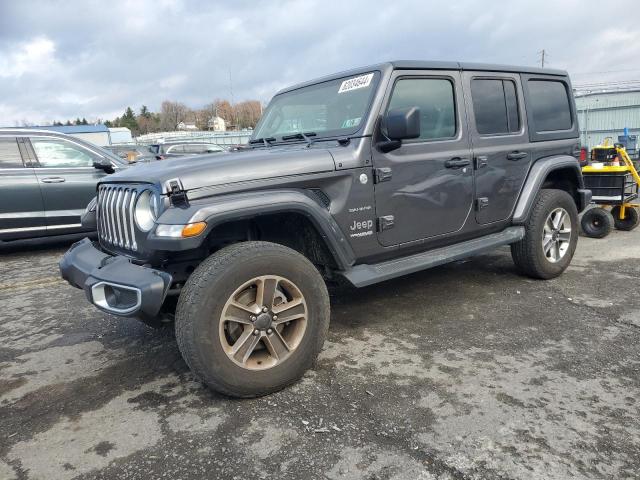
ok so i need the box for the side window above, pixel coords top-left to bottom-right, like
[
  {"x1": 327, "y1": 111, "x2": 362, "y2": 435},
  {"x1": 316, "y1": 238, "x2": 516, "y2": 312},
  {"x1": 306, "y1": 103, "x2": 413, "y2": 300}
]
[
  {"x1": 184, "y1": 144, "x2": 208, "y2": 154},
  {"x1": 527, "y1": 80, "x2": 572, "y2": 132},
  {"x1": 387, "y1": 78, "x2": 456, "y2": 141},
  {"x1": 0, "y1": 137, "x2": 24, "y2": 168},
  {"x1": 471, "y1": 79, "x2": 520, "y2": 135},
  {"x1": 31, "y1": 138, "x2": 96, "y2": 168},
  {"x1": 166, "y1": 145, "x2": 185, "y2": 154}
]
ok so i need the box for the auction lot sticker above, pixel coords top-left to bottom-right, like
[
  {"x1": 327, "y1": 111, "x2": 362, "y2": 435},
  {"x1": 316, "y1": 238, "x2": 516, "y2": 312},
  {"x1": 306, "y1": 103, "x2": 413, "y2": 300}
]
[{"x1": 339, "y1": 73, "x2": 374, "y2": 93}]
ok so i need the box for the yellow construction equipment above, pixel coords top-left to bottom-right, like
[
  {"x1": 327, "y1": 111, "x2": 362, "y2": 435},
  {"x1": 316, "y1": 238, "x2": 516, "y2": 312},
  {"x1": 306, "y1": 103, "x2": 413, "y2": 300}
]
[{"x1": 580, "y1": 138, "x2": 640, "y2": 238}]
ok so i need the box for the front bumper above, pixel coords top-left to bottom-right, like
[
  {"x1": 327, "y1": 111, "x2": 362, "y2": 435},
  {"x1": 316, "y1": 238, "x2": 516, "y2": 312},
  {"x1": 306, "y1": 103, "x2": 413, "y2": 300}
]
[{"x1": 59, "y1": 238, "x2": 172, "y2": 320}]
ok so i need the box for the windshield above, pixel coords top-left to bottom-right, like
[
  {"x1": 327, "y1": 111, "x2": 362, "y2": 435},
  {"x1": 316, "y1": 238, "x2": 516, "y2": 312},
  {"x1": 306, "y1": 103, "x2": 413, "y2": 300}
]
[{"x1": 253, "y1": 71, "x2": 379, "y2": 141}]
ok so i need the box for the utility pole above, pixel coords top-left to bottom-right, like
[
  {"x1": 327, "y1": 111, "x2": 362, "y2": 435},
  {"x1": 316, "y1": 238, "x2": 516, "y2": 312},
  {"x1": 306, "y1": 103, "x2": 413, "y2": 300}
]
[
  {"x1": 229, "y1": 69, "x2": 237, "y2": 130},
  {"x1": 538, "y1": 49, "x2": 547, "y2": 68}
]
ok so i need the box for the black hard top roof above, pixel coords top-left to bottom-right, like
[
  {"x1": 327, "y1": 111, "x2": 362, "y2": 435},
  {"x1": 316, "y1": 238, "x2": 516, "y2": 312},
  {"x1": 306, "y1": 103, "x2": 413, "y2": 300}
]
[{"x1": 276, "y1": 60, "x2": 567, "y2": 95}]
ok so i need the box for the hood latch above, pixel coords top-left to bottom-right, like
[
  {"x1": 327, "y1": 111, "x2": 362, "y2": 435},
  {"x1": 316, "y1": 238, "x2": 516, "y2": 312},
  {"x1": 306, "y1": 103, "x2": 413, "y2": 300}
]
[{"x1": 166, "y1": 178, "x2": 189, "y2": 208}]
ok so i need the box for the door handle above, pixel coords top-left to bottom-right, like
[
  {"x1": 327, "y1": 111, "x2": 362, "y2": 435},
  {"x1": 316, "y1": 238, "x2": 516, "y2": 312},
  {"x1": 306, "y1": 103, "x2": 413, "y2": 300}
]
[
  {"x1": 41, "y1": 177, "x2": 66, "y2": 183},
  {"x1": 444, "y1": 158, "x2": 471, "y2": 169},
  {"x1": 506, "y1": 151, "x2": 528, "y2": 161}
]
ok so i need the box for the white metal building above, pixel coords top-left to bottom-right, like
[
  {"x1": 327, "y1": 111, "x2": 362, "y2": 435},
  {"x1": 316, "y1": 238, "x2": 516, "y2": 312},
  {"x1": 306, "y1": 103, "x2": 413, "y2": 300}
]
[
  {"x1": 24, "y1": 124, "x2": 112, "y2": 146},
  {"x1": 575, "y1": 89, "x2": 640, "y2": 150},
  {"x1": 108, "y1": 127, "x2": 133, "y2": 144}
]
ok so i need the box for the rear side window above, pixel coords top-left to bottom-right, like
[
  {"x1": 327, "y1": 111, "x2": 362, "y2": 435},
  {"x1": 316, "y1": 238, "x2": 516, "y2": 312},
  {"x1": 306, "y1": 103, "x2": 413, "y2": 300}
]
[
  {"x1": 527, "y1": 80, "x2": 572, "y2": 131},
  {"x1": 31, "y1": 138, "x2": 96, "y2": 168},
  {"x1": 471, "y1": 79, "x2": 520, "y2": 135},
  {"x1": 387, "y1": 78, "x2": 456, "y2": 141},
  {"x1": 0, "y1": 137, "x2": 24, "y2": 168}
]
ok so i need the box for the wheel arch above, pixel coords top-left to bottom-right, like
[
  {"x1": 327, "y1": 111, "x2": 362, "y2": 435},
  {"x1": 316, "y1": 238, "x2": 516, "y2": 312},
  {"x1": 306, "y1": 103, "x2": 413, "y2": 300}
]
[
  {"x1": 513, "y1": 155, "x2": 588, "y2": 224},
  {"x1": 171, "y1": 189, "x2": 355, "y2": 271}
]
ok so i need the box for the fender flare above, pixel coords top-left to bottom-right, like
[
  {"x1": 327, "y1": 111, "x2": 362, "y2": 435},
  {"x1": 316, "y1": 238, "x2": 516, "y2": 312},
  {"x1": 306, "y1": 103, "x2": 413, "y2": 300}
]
[
  {"x1": 512, "y1": 155, "x2": 589, "y2": 224},
  {"x1": 147, "y1": 189, "x2": 355, "y2": 270}
]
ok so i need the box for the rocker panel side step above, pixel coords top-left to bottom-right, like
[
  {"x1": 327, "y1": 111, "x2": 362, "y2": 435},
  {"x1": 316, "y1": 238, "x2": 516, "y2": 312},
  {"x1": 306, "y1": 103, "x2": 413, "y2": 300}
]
[{"x1": 342, "y1": 226, "x2": 525, "y2": 287}]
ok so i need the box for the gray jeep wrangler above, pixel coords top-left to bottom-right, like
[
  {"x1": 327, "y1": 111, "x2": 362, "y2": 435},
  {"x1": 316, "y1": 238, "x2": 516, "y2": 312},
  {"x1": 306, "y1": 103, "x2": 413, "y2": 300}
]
[{"x1": 60, "y1": 61, "x2": 590, "y2": 397}]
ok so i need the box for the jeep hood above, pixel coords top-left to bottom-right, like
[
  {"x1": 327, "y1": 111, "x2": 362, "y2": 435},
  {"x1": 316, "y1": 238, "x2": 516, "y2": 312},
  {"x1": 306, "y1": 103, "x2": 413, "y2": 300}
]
[{"x1": 106, "y1": 145, "x2": 336, "y2": 192}]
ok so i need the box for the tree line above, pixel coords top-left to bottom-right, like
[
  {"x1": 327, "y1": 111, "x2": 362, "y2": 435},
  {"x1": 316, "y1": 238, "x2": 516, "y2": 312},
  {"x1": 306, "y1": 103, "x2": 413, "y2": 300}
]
[
  {"x1": 43, "y1": 99, "x2": 263, "y2": 136},
  {"x1": 104, "y1": 99, "x2": 263, "y2": 135}
]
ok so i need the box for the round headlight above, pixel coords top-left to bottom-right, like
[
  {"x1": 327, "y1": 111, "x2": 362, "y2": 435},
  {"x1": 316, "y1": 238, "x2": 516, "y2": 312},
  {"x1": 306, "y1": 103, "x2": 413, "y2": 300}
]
[
  {"x1": 134, "y1": 190, "x2": 159, "y2": 231},
  {"x1": 85, "y1": 196, "x2": 97, "y2": 213}
]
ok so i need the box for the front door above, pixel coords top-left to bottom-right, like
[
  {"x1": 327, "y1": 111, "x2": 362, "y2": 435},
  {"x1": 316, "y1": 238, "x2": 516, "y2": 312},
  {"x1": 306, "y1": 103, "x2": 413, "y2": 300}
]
[
  {"x1": 462, "y1": 72, "x2": 531, "y2": 224},
  {"x1": 28, "y1": 136, "x2": 106, "y2": 234},
  {"x1": 372, "y1": 71, "x2": 473, "y2": 247},
  {"x1": 0, "y1": 136, "x2": 47, "y2": 240}
]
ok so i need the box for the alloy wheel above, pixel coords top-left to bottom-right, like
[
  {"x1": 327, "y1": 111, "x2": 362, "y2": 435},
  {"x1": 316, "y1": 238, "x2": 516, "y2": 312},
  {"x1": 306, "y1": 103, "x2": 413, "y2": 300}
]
[
  {"x1": 542, "y1": 207, "x2": 571, "y2": 263},
  {"x1": 219, "y1": 275, "x2": 307, "y2": 370}
]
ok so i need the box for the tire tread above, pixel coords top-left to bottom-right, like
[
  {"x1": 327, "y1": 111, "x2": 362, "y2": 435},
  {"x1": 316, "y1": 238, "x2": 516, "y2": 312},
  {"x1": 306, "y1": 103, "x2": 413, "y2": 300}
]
[
  {"x1": 511, "y1": 189, "x2": 578, "y2": 279},
  {"x1": 175, "y1": 241, "x2": 329, "y2": 398}
]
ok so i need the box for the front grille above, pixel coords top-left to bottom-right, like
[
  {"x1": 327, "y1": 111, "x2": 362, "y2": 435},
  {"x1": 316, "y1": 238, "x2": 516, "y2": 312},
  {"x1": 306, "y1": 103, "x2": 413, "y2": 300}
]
[{"x1": 97, "y1": 185, "x2": 138, "y2": 251}]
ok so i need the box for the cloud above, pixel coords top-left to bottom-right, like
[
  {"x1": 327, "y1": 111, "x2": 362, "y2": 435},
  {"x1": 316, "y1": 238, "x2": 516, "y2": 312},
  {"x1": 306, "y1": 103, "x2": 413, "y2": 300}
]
[
  {"x1": 0, "y1": 36, "x2": 56, "y2": 78},
  {"x1": 0, "y1": 0, "x2": 639, "y2": 126}
]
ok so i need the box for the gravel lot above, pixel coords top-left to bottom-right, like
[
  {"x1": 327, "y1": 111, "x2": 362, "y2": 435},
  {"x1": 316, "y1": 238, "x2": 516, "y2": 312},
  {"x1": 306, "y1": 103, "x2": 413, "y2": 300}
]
[{"x1": 0, "y1": 230, "x2": 639, "y2": 480}]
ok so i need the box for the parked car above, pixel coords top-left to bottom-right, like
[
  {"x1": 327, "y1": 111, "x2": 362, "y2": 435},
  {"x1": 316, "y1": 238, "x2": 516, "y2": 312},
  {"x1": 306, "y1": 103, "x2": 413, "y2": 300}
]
[
  {"x1": 0, "y1": 129, "x2": 126, "y2": 242},
  {"x1": 60, "y1": 61, "x2": 590, "y2": 398},
  {"x1": 104, "y1": 145, "x2": 157, "y2": 163},
  {"x1": 149, "y1": 142, "x2": 225, "y2": 159}
]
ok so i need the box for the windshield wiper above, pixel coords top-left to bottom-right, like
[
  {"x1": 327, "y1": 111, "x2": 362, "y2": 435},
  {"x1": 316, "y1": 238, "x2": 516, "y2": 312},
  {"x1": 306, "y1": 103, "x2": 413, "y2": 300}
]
[
  {"x1": 248, "y1": 137, "x2": 276, "y2": 147},
  {"x1": 281, "y1": 131, "x2": 317, "y2": 146}
]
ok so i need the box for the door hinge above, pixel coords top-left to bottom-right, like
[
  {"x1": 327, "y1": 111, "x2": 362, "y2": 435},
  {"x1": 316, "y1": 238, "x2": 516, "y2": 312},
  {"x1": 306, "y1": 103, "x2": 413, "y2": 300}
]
[
  {"x1": 475, "y1": 156, "x2": 488, "y2": 169},
  {"x1": 377, "y1": 215, "x2": 395, "y2": 231},
  {"x1": 374, "y1": 167, "x2": 392, "y2": 183},
  {"x1": 476, "y1": 197, "x2": 489, "y2": 210}
]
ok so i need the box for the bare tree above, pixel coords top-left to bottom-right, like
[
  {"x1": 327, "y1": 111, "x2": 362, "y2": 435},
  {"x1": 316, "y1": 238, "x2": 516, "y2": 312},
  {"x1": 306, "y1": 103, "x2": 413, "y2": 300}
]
[
  {"x1": 234, "y1": 100, "x2": 262, "y2": 129},
  {"x1": 159, "y1": 101, "x2": 189, "y2": 130}
]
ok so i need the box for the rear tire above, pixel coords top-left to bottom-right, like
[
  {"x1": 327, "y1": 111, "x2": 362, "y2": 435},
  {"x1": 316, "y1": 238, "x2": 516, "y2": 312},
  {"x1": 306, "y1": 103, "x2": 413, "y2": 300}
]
[
  {"x1": 511, "y1": 189, "x2": 578, "y2": 279},
  {"x1": 175, "y1": 241, "x2": 330, "y2": 398},
  {"x1": 611, "y1": 206, "x2": 640, "y2": 231},
  {"x1": 581, "y1": 207, "x2": 614, "y2": 238}
]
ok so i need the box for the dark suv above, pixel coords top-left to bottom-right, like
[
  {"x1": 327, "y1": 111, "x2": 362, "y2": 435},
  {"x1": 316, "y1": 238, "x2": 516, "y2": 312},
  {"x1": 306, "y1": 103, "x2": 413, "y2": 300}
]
[
  {"x1": 60, "y1": 61, "x2": 590, "y2": 397},
  {"x1": 0, "y1": 129, "x2": 124, "y2": 242}
]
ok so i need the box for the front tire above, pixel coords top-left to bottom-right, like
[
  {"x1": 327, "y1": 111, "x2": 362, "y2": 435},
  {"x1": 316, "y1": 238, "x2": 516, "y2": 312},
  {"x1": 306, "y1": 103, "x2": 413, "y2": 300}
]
[
  {"x1": 511, "y1": 189, "x2": 578, "y2": 279},
  {"x1": 175, "y1": 241, "x2": 330, "y2": 398}
]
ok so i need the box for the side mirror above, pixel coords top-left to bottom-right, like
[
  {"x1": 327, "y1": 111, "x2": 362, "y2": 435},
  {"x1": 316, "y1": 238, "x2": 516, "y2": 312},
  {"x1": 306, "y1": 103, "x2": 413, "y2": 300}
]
[
  {"x1": 93, "y1": 159, "x2": 115, "y2": 174},
  {"x1": 378, "y1": 107, "x2": 421, "y2": 153},
  {"x1": 386, "y1": 107, "x2": 421, "y2": 140}
]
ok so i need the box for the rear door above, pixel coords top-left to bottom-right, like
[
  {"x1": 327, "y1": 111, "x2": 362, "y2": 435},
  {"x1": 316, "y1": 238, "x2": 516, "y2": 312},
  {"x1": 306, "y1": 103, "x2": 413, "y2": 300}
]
[
  {"x1": 0, "y1": 136, "x2": 47, "y2": 239},
  {"x1": 372, "y1": 70, "x2": 474, "y2": 246},
  {"x1": 462, "y1": 72, "x2": 531, "y2": 224},
  {"x1": 28, "y1": 136, "x2": 107, "y2": 234}
]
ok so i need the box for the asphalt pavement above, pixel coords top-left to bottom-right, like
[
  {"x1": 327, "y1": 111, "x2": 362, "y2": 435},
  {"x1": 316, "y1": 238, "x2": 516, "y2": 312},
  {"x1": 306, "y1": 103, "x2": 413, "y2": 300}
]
[{"x1": 0, "y1": 230, "x2": 639, "y2": 479}]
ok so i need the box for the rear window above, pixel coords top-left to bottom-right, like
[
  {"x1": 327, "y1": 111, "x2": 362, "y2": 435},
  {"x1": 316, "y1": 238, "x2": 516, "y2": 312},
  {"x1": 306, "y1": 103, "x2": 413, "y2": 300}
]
[
  {"x1": 528, "y1": 80, "x2": 572, "y2": 132},
  {"x1": 0, "y1": 137, "x2": 23, "y2": 168},
  {"x1": 471, "y1": 79, "x2": 520, "y2": 135}
]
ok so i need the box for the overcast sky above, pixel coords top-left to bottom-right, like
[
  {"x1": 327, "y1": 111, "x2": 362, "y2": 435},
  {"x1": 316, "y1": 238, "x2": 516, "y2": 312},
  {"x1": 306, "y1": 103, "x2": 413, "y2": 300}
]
[{"x1": 1, "y1": 0, "x2": 639, "y2": 126}]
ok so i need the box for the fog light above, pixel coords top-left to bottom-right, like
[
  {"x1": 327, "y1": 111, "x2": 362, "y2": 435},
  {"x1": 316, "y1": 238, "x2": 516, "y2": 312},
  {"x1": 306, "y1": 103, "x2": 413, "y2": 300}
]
[{"x1": 91, "y1": 282, "x2": 141, "y2": 315}]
